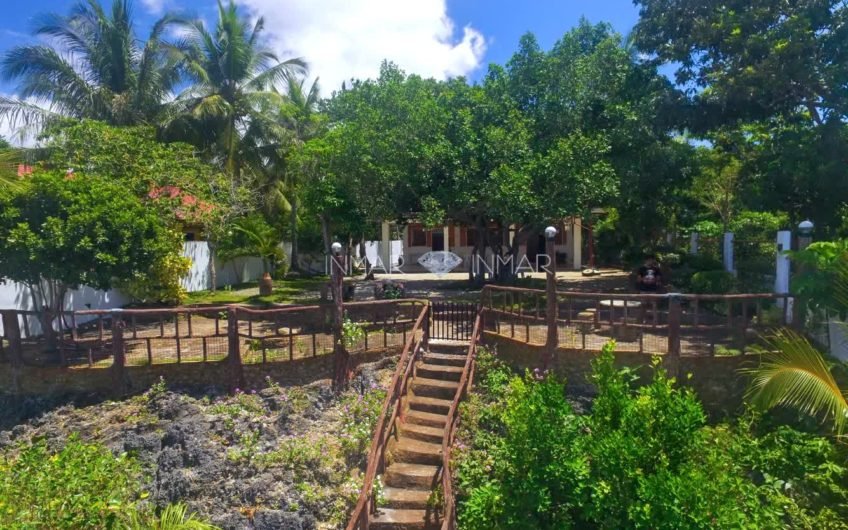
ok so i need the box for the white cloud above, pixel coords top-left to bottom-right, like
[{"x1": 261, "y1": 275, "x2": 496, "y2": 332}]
[
  {"x1": 141, "y1": 0, "x2": 166, "y2": 14},
  {"x1": 237, "y1": 0, "x2": 487, "y2": 95}
]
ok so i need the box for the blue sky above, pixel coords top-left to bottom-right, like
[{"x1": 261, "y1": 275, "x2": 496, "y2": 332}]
[{"x1": 0, "y1": 0, "x2": 642, "y2": 97}]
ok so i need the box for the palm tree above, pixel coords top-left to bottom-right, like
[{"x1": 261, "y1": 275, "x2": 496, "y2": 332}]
[
  {"x1": 242, "y1": 76, "x2": 324, "y2": 270},
  {"x1": 0, "y1": 0, "x2": 180, "y2": 138},
  {"x1": 163, "y1": 0, "x2": 306, "y2": 177},
  {"x1": 280, "y1": 77, "x2": 323, "y2": 271},
  {"x1": 746, "y1": 254, "x2": 848, "y2": 435},
  {"x1": 218, "y1": 215, "x2": 285, "y2": 275}
]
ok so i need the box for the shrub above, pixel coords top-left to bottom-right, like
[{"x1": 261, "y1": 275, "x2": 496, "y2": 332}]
[
  {"x1": 338, "y1": 386, "x2": 386, "y2": 463},
  {"x1": 455, "y1": 343, "x2": 848, "y2": 529},
  {"x1": 0, "y1": 436, "x2": 141, "y2": 529},
  {"x1": 0, "y1": 436, "x2": 222, "y2": 530},
  {"x1": 690, "y1": 269, "x2": 736, "y2": 294}
]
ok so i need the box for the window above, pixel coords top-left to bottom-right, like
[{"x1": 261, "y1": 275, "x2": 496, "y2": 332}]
[
  {"x1": 409, "y1": 224, "x2": 427, "y2": 247},
  {"x1": 466, "y1": 227, "x2": 478, "y2": 247}
]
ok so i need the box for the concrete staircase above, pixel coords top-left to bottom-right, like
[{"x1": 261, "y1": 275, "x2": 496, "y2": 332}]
[{"x1": 369, "y1": 346, "x2": 468, "y2": 530}]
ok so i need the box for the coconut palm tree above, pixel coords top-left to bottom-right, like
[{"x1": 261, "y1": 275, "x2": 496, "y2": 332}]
[
  {"x1": 162, "y1": 0, "x2": 306, "y2": 177},
  {"x1": 0, "y1": 0, "x2": 180, "y2": 138},
  {"x1": 746, "y1": 254, "x2": 848, "y2": 435},
  {"x1": 242, "y1": 76, "x2": 324, "y2": 270}
]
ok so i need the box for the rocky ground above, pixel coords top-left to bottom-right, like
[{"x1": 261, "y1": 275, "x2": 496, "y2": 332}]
[{"x1": 0, "y1": 357, "x2": 397, "y2": 530}]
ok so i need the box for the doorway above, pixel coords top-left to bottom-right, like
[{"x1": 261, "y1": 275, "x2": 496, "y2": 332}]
[{"x1": 431, "y1": 231, "x2": 445, "y2": 251}]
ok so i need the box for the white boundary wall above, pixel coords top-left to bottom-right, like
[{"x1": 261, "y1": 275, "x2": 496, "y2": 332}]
[
  {"x1": 180, "y1": 241, "x2": 266, "y2": 292},
  {"x1": 1, "y1": 241, "x2": 266, "y2": 316}
]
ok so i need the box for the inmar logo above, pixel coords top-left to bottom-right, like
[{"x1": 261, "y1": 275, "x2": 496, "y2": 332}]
[{"x1": 417, "y1": 251, "x2": 463, "y2": 277}]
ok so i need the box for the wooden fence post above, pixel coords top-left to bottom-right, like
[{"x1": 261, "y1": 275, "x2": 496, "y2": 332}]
[
  {"x1": 227, "y1": 306, "x2": 244, "y2": 391},
  {"x1": 111, "y1": 310, "x2": 126, "y2": 395},
  {"x1": 667, "y1": 295, "x2": 682, "y2": 376},
  {"x1": 1, "y1": 310, "x2": 23, "y2": 367}
]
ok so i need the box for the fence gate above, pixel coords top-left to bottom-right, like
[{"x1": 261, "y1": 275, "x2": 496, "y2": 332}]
[{"x1": 430, "y1": 301, "x2": 478, "y2": 341}]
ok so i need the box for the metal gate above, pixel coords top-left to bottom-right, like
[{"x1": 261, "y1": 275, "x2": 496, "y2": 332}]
[{"x1": 430, "y1": 301, "x2": 478, "y2": 341}]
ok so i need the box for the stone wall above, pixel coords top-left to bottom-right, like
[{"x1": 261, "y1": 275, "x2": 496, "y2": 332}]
[{"x1": 484, "y1": 331, "x2": 758, "y2": 419}]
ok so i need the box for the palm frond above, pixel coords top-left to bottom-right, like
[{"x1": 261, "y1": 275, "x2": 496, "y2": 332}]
[
  {"x1": 247, "y1": 58, "x2": 307, "y2": 91},
  {"x1": 745, "y1": 328, "x2": 848, "y2": 435},
  {"x1": 128, "y1": 502, "x2": 219, "y2": 530},
  {"x1": 2, "y1": 45, "x2": 100, "y2": 119},
  {"x1": 0, "y1": 96, "x2": 65, "y2": 143}
]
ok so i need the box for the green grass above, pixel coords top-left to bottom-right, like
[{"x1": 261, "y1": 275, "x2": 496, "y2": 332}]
[{"x1": 185, "y1": 277, "x2": 329, "y2": 306}]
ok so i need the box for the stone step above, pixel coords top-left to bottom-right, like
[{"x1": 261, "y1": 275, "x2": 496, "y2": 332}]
[
  {"x1": 401, "y1": 423, "x2": 445, "y2": 444},
  {"x1": 382, "y1": 487, "x2": 431, "y2": 509},
  {"x1": 392, "y1": 437, "x2": 442, "y2": 465},
  {"x1": 422, "y1": 352, "x2": 467, "y2": 367},
  {"x1": 417, "y1": 363, "x2": 464, "y2": 381},
  {"x1": 408, "y1": 395, "x2": 453, "y2": 415},
  {"x1": 384, "y1": 463, "x2": 439, "y2": 489},
  {"x1": 426, "y1": 343, "x2": 471, "y2": 354},
  {"x1": 405, "y1": 409, "x2": 447, "y2": 428},
  {"x1": 369, "y1": 508, "x2": 440, "y2": 530},
  {"x1": 412, "y1": 377, "x2": 460, "y2": 399}
]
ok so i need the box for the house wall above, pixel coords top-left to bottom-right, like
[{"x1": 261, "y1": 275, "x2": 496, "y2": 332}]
[{"x1": 399, "y1": 221, "x2": 577, "y2": 273}]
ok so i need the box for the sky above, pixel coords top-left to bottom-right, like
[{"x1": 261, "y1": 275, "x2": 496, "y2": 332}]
[{"x1": 0, "y1": 0, "x2": 643, "y2": 141}]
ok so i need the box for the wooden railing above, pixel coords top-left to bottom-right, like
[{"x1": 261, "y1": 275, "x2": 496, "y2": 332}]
[
  {"x1": 482, "y1": 285, "x2": 794, "y2": 356},
  {"x1": 440, "y1": 308, "x2": 482, "y2": 530},
  {"x1": 0, "y1": 300, "x2": 426, "y2": 368},
  {"x1": 346, "y1": 303, "x2": 431, "y2": 530}
]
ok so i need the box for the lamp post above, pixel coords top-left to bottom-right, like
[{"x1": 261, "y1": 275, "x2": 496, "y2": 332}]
[
  {"x1": 797, "y1": 219, "x2": 814, "y2": 251},
  {"x1": 544, "y1": 225, "x2": 558, "y2": 367},
  {"x1": 330, "y1": 241, "x2": 348, "y2": 389},
  {"x1": 793, "y1": 220, "x2": 814, "y2": 328}
]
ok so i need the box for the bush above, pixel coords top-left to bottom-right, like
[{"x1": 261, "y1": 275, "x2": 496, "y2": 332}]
[
  {"x1": 0, "y1": 436, "x2": 219, "y2": 530},
  {"x1": 120, "y1": 236, "x2": 191, "y2": 305},
  {"x1": 0, "y1": 436, "x2": 141, "y2": 529},
  {"x1": 455, "y1": 344, "x2": 848, "y2": 529},
  {"x1": 690, "y1": 269, "x2": 736, "y2": 294}
]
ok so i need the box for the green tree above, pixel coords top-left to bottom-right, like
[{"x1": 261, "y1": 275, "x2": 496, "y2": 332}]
[
  {"x1": 164, "y1": 0, "x2": 306, "y2": 176},
  {"x1": 242, "y1": 77, "x2": 325, "y2": 269},
  {"x1": 633, "y1": 1, "x2": 848, "y2": 234},
  {"x1": 0, "y1": 172, "x2": 182, "y2": 346},
  {"x1": 41, "y1": 119, "x2": 218, "y2": 199},
  {"x1": 0, "y1": 0, "x2": 180, "y2": 135},
  {"x1": 690, "y1": 149, "x2": 743, "y2": 234},
  {"x1": 633, "y1": 0, "x2": 848, "y2": 126},
  {"x1": 499, "y1": 22, "x2": 692, "y2": 253}
]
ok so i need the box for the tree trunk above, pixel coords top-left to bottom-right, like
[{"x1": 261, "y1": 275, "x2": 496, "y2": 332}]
[
  {"x1": 208, "y1": 241, "x2": 218, "y2": 292},
  {"x1": 289, "y1": 195, "x2": 299, "y2": 272},
  {"x1": 30, "y1": 280, "x2": 66, "y2": 352},
  {"x1": 320, "y1": 213, "x2": 332, "y2": 255}
]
